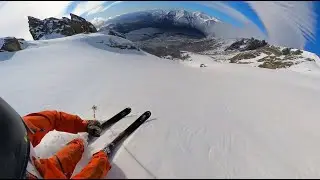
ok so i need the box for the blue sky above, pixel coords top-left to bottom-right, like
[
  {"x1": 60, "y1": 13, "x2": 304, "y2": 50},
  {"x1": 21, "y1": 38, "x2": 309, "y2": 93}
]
[
  {"x1": 0, "y1": 1, "x2": 318, "y2": 55},
  {"x1": 305, "y1": 2, "x2": 320, "y2": 55},
  {"x1": 79, "y1": 1, "x2": 261, "y2": 29}
]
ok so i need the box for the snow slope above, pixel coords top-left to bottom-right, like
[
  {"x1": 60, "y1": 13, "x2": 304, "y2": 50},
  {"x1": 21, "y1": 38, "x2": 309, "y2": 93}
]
[{"x1": 1, "y1": 34, "x2": 320, "y2": 178}]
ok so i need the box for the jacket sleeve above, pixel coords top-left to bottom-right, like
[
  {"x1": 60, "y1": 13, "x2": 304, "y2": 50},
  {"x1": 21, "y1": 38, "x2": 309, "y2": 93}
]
[
  {"x1": 23, "y1": 110, "x2": 89, "y2": 147},
  {"x1": 24, "y1": 110, "x2": 89, "y2": 133},
  {"x1": 71, "y1": 150, "x2": 111, "y2": 179}
]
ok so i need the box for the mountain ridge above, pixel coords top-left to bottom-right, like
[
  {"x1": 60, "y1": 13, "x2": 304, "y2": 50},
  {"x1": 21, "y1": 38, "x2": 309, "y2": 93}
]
[{"x1": 96, "y1": 9, "x2": 219, "y2": 36}]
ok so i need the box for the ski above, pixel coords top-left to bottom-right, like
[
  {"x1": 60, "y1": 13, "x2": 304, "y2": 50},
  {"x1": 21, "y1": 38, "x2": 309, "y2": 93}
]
[
  {"x1": 88, "y1": 107, "x2": 132, "y2": 143},
  {"x1": 101, "y1": 107, "x2": 132, "y2": 130},
  {"x1": 103, "y1": 111, "x2": 151, "y2": 157}
]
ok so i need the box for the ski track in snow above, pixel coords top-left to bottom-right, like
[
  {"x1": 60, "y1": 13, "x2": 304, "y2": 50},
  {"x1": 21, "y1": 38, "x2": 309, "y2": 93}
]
[{"x1": 1, "y1": 33, "x2": 320, "y2": 178}]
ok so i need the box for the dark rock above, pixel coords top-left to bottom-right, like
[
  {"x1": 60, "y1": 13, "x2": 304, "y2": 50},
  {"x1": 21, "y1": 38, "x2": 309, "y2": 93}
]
[
  {"x1": 1, "y1": 37, "x2": 22, "y2": 52},
  {"x1": 225, "y1": 38, "x2": 267, "y2": 51},
  {"x1": 70, "y1": 13, "x2": 97, "y2": 34},
  {"x1": 282, "y1": 48, "x2": 291, "y2": 55},
  {"x1": 292, "y1": 49, "x2": 303, "y2": 55},
  {"x1": 70, "y1": 13, "x2": 87, "y2": 23},
  {"x1": 28, "y1": 13, "x2": 97, "y2": 40},
  {"x1": 229, "y1": 51, "x2": 260, "y2": 63},
  {"x1": 258, "y1": 61, "x2": 293, "y2": 69},
  {"x1": 28, "y1": 16, "x2": 45, "y2": 40},
  {"x1": 225, "y1": 39, "x2": 245, "y2": 51},
  {"x1": 245, "y1": 38, "x2": 267, "y2": 51},
  {"x1": 256, "y1": 46, "x2": 282, "y2": 56}
]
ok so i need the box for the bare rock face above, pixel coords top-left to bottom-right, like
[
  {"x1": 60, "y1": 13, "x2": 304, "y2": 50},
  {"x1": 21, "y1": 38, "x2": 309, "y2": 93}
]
[
  {"x1": 28, "y1": 13, "x2": 97, "y2": 40},
  {"x1": 0, "y1": 37, "x2": 22, "y2": 52}
]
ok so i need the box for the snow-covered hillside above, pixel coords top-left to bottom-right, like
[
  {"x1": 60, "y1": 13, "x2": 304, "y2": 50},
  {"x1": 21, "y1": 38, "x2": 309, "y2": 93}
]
[
  {"x1": 91, "y1": 9, "x2": 319, "y2": 73},
  {"x1": 2, "y1": 33, "x2": 320, "y2": 178},
  {"x1": 121, "y1": 27, "x2": 320, "y2": 73},
  {"x1": 181, "y1": 39, "x2": 320, "y2": 76}
]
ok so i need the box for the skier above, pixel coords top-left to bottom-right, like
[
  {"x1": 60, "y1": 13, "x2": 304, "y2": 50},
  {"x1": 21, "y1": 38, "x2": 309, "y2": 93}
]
[{"x1": 0, "y1": 97, "x2": 111, "y2": 179}]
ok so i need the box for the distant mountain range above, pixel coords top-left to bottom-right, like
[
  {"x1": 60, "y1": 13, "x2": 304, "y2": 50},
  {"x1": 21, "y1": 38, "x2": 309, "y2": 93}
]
[{"x1": 95, "y1": 9, "x2": 220, "y2": 37}]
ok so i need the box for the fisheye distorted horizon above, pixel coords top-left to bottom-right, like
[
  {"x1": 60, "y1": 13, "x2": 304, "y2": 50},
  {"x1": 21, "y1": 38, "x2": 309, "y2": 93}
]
[{"x1": 0, "y1": 1, "x2": 319, "y2": 55}]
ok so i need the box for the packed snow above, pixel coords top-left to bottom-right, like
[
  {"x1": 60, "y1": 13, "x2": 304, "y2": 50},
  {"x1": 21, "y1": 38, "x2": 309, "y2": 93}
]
[
  {"x1": 287, "y1": 51, "x2": 320, "y2": 76},
  {"x1": 1, "y1": 33, "x2": 320, "y2": 178},
  {"x1": 39, "y1": 33, "x2": 66, "y2": 40}
]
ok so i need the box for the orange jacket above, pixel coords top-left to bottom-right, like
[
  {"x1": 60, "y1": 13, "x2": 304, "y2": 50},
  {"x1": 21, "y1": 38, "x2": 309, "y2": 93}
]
[{"x1": 23, "y1": 110, "x2": 111, "y2": 179}]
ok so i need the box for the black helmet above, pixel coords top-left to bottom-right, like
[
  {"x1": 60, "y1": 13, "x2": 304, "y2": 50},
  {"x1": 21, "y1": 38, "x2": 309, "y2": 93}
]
[{"x1": 0, "y1": 97, "x2": 30, "y2": 178}]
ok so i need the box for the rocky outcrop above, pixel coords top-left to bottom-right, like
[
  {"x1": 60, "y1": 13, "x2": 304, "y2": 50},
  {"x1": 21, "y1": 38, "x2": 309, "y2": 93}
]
[
  {"x1": 225, "y1": 38, "x2": 267, "y2": 51},
  {"x1": 229, "y1": 51, "x2": 260, "y2": 63},
  {"x1": 281, "y1": 48, "x2": 303, "y2": 56},
  {"x1": 69, "y1": 13, "x2": 97, "y2": 34},
  {"x1": 258, "y1": 59, "x2": 294, "y2": 69},
  {"x1": 28, "y1": 13, "x2": 97, "y2": 40},
  {"x1": 0, "y1": 37, "x2": 25, "y2": 52},
  {"x1": 225, "y1": 44, "x2": 315, "y2": 69}
]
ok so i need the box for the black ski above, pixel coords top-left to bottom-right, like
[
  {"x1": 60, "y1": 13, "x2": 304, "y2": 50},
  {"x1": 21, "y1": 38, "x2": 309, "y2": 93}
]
[
  {"x1": 103, "y1": 111, "x2": 151, "y2": 157},
  {"x1": 88, "y1": 107, "x2": 132, "y2": 143},
  {"x1": 101, "y1": 107, "x2": 132, "y2": 130}
]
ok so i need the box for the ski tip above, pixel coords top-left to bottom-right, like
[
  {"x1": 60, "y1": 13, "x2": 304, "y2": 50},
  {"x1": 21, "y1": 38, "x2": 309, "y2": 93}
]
[
  {"x1": 144, "y1": 111, "x2": 151, "y2": 118},
  {"x1": 138, "y1": 111, "x2": 151, "y2": 120},
  {"x1": 122, "y1": 107, "x2": 131, "y2": 113},
  {"x1": 120, "y1": 108, "x2": 131, "y2": 116}
]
